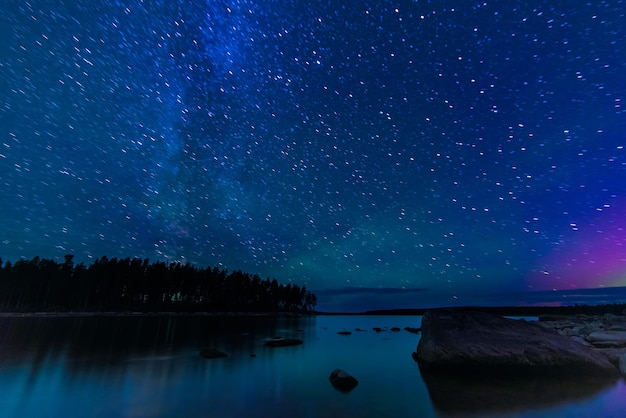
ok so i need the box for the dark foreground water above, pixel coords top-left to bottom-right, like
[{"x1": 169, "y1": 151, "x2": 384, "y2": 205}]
[{"x1": 0, "y1": 315, "x2": 624, "y2": 418}]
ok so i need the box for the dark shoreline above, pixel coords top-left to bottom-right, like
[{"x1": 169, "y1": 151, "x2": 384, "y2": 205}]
[
  {"x1": 361, "y1": 304, "x2": 626, "y2": 317},
  {"x1": 3, "y1": 302, "x2": 626, "y2": 318},
  {"x1": 0, "y1": 311, "x2": 306, "y2": 318},
  {"x1": 318, "y1": 303, "x2": 626, "y2": 317}
]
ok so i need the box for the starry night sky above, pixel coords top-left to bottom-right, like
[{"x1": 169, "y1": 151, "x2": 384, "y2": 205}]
[{"x1": 2, "y1": 1, "x2": 626, "y2": 310}]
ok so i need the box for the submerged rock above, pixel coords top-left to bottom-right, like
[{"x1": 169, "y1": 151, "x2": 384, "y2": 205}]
[
  {"x1": 199, "y1": 348, "x2": 229, "y2": 359},
  {"x1": 415, "y1": 310, "x2": 618, "y2": 377},
  {"x1": 264, "y1": 337, "x2": 303, "y2": 347},
  {"x1": 337, "y1": 331, "x2": 352, "y2": 335},
  {"x1": 329, "y1": 369, "x2": 358, "y2": 392}
]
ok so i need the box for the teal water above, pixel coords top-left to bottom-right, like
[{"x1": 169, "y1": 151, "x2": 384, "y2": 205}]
[{"x1": 0, "y1": 315, "x2": 624, "y2": 418}]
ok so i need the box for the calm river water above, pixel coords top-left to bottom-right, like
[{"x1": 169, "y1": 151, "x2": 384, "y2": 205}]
[{"x1": 0, "y1": 315, "x2": 624, "y2": 418}]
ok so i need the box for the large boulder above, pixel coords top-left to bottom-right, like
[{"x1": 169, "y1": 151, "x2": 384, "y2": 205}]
[{"x1": 415, "y1": 310, "x2": 618, "y2": 377}]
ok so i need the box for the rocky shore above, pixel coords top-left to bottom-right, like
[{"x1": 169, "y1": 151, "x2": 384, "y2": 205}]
[{"x1": 537, "y1": 312, "x2": 626, "y2": 373}]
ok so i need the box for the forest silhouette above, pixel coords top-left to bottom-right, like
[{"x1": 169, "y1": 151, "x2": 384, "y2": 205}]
[{"x1": 0, "y1": 255, "x2": 316, "y2": 313}]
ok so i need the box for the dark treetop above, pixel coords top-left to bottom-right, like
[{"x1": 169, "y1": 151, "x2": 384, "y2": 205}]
[{"x1": 0, "y1": 255, "x2": 316, "y2": 313}]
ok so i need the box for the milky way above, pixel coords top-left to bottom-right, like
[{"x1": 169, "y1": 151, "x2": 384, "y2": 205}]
[{"x1": 2, "y1": 1, "x2": 626, "y2": 308}]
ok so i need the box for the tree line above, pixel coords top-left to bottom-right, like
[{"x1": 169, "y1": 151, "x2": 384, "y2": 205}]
[{"x1": 0, "y1": 255, "x2": 317, "y2": 313}]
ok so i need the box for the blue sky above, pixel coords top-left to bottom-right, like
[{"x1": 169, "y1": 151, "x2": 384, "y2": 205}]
[{"x1": 1, "y1": 1, "x2": 626, "y2": 311}]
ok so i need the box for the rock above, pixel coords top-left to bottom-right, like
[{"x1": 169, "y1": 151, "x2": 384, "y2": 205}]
[
  {"x1": 264, "y1": 337, "x2": 303, "y2": 347},
  {"x1": 329, "y1": 369, "x2": 358, "y2": 392},
  {"x1": 586, "y1": 331, "x2": 626, "y2": 348},
  {"x1": 415, "y1": 310, "x2": 618, "y2": 377},
  {"x1": 199, "y1": 348, "x2": 229, "y2": 359},
  {"x1": 571, "y1": 336, "x2": 592, "y2": 347},
  {"x1": 571, "y1": 326, "x2": 584, "y2": 336},
  {"x1": 404, "y1": 326, "x2": 421, "y2": 334},
  {"x1": 337, "y1": 331, "x2": 352, "y2": 335},
  {"x1": 561, "y1": 327, "x2": 577, "y2": 337},
  {"x1": 372, "y1": 327, "x2": 384, "y2": 332},
  {"x1": 390, "y1": 327, "x2": 401, "y2": 332}
]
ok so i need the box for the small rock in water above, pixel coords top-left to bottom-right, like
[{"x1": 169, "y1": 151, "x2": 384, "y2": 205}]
[
  {"x1": 199, "y1": 348, "x2": 229, "y2": 359},
  {"x1": 337, "y1": 331, "x2": 352, "y2": 335},
  {"x1": 329, "y1": 368, "x2": 359, "y2": 392},
  {"x1": 264, "y1": 337, "x2": 303, "y2": 347},
  {"x1": 373, "y1": 327, "x2": 384, "y2": 332},
  {"x1": 404, "y1": 326, "x2": 421, "y2": 334},
  {"x1": 391, "y1": 327, "x2": 401, "y2": 332}
]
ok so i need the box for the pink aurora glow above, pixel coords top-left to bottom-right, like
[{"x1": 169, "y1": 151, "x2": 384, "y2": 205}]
[{"x1": 529, "y1": 202, "x2": 626, "y2": 290}]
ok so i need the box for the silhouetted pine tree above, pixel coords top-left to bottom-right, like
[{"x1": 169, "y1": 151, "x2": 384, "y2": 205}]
[{"x1": 0, "y1": 256, "x2": 316, "y2": 313}]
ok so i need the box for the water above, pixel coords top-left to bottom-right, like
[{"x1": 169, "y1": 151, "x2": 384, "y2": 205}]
[{"x1": 0, "y1": 315, "x2": 624, "y2": 418}]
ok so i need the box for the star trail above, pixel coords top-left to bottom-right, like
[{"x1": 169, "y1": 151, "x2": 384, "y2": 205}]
[{"x1": 2, "y1": 1, "x2": 626, "y2": 309}]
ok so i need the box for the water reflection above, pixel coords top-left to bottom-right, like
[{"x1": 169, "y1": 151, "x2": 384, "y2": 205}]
[
  {"x1": 0, "y1": 315, "x2": 436, "y2": 418},
  {"x1": 0, "y1": 315, "x2": 321, "y2": 418},
  {"x1": 0, "y1": 316, "x2": 315, "y2": 356},
  {"x1": 0, "y1": 315, "x2": 624, "y2": 418},
  {"x1": 420, "y1": 371, "x2": 617, "y2": 417},
  {"x1": 0, "y1": 315, "x2": 313, "y2": 372}
]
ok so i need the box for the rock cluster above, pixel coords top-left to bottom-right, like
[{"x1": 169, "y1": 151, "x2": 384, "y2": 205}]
[{"x1": 537, "y1": 313, "x2": 626, "y2": 370}]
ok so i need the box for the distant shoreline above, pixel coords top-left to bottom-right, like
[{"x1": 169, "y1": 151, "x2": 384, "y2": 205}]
[
  {"x1": 2, "y1": 303, "x2": 625, "y2": 318},
  {"x1": 359, "y1": 304, "x2": 626, "y2": 317}
]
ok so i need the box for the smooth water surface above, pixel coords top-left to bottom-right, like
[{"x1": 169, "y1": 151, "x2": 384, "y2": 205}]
[{"x1": 0, "y1": 315, "x2": 624, "y2": 418}]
